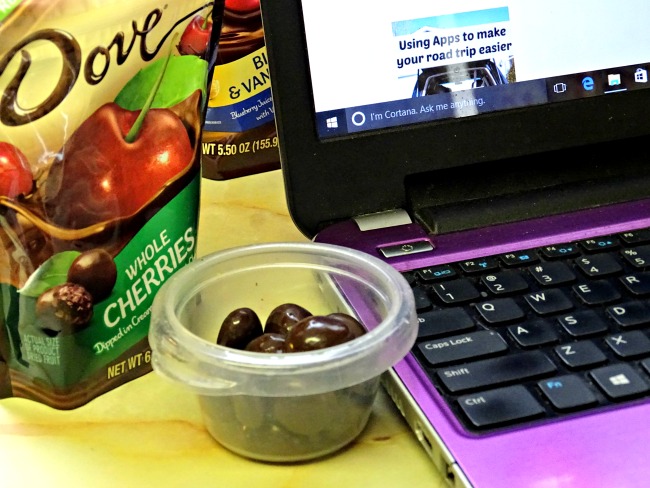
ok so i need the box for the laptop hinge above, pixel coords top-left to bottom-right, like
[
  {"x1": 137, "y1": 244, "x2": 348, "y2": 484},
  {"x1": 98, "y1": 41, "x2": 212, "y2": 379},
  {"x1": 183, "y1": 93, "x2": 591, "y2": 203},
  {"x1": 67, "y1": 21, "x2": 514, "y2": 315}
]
[
  {"x1": 407, "y1": 135, "x2": 650, "y2": 235},
  {"x1": 353, "y1": 209, "x2": 412, "y2": 231}
]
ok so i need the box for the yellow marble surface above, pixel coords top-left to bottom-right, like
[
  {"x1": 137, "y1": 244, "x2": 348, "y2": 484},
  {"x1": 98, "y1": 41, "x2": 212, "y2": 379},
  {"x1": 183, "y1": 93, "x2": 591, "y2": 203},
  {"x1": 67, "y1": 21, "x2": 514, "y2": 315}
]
[{"x1": 0, "y1": 171, "x2": 445, "y2": 488}]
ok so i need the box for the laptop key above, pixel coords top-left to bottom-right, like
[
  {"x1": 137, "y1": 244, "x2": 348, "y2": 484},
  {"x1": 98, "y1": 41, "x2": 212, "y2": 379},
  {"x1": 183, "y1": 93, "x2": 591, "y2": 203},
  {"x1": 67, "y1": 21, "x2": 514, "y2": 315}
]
[
  {"x1": 572, "y1": 280, "x2": 621, "y2": 305},
  {"x1": 528, "y1": 262, "x2": 576, "y2": 286},
  {"x1": 431, "y1": 279, "x2": 480, "y2": 304},
  {"x1": 417, "y1": 308, "x2": 475, "y2": 339},
  {"x1": 481, "y1": 270, "x2": 529, "y2": 295},
  {"x1": 411, "y1": 286, "x2": 432, "y2": 311},
  {"x1": 499, "y1": 250, "x2": 539, "y2": 267},
  {"x1": 415, "y1": 265, "x2": 457, "y2": 282},
  {"x1": 590, "y1": 364, "x2": 650, "y2": 400},
  {"x1": 539, "y1": 244, "x2": 580, "y2": 259},
  {"x1": 437, "y1": 350, "x2": 556, "y2": 393},
  {"x1": 605, "y1": 331, "x2": 650, "y2": 359},
  {"x1": 418, "y1": 330, "x2": 507, "y2": 367},
  {"x1": 619, "y1": 272, "x2": 650, "y2": 296},
  {"x1": 458, "y1": 257, "x2": 499, "y2": 274},
  {"x1": 524, "y1": 288, "x2": 574, "y2": 316},
  {"x1": 474, "y1": 298, "x2": 525, "y2": 324},
  {"x1": 641, "y1": 359, "x2": 650, "y2": 375},
  {"x1": 621, "y1": 245, "x2": 650, "y2": 269},
  {"x1": 554, "y1": 341, "x2": 607, "y2": 369},
  {"x1": 574, "y1": 253, "x2": 622, "y2": 277},
  {"x1": 579, "y1": 237, "x2": 620, "y2": 253},
  {"x1": 557, "y1": 310, "x2": 608, "y2": 338},
  {"x1": 538, "y1": 374, "x2": 598, "y2": 411},
  {"x1": 507, "y1": 319, "x2": 559, "y2": 348},
  {"x1": 606, "y1": 301, "x2": 650, "y2": 328},
  {"x1": 458, "y1": 385, "x2": 545, "y2": 428},
  {"x1": 619, "y1": 229, "x2": 650, "y2": 245}
]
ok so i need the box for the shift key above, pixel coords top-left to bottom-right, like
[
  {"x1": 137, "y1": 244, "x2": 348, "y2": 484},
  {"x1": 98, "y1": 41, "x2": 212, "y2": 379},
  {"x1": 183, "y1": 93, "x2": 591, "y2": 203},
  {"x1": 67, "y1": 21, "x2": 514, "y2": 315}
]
[
  {"x1": 437, "y1": 351, "x2": 557, "y2": 393},
  {"x1": 418, "y1": 330, "x2": 508, "y2": 367}
]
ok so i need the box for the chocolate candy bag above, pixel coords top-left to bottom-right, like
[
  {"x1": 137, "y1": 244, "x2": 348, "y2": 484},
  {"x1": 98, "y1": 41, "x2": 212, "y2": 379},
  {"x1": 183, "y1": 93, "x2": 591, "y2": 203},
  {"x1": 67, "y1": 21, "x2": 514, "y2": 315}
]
[
  {"x1": 200, "y1": 0, "x2": 280, "y2": 180},
  {"x1": 0, "y1": 0, "x2": 223, "y2": 408}
]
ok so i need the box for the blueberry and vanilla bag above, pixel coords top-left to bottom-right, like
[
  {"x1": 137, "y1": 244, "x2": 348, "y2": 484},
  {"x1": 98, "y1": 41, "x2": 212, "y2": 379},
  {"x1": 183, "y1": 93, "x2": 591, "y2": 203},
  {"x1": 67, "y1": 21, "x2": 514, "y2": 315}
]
[{"x1": 200, "y1": 0, "x2": 280, "y2": 180}]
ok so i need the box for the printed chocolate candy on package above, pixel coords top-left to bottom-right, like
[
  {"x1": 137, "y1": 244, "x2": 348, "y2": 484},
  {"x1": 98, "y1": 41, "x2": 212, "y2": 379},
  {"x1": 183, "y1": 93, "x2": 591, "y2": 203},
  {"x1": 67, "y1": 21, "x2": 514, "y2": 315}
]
[
  {"x1": 0, "y1": 0, "x2": 224, "y2": 409},
  {"x1": 201, "y1": 0, "x2": 280, "y2": 180}
]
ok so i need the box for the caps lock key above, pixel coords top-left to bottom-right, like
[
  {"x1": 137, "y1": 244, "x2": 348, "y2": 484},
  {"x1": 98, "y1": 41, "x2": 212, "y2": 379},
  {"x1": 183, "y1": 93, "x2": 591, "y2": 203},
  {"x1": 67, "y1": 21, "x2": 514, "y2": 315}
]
[{"x1": 417, "y1": 330, "x2": 508, "y2": 367}]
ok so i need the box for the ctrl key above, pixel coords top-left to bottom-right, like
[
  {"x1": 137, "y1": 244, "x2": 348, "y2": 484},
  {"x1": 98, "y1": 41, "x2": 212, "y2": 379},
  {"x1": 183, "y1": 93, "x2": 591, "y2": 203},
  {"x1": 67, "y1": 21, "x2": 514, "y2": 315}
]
[{"x1": 458, "y1": 385, "x2": 545, "y2": 428}]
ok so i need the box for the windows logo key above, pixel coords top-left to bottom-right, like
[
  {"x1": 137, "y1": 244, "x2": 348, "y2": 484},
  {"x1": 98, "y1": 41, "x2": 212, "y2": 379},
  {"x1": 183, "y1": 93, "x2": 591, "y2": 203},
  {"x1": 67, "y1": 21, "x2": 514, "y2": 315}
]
[{"x1": 326, "y1": 116, "x2": 338, "y2": 129}]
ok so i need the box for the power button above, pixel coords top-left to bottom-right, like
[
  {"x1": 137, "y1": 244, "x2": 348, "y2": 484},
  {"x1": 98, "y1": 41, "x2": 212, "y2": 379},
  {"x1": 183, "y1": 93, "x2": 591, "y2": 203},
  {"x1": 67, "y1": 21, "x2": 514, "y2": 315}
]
[{"x1": 379, "y1": 240, "x2": 434, "y2": 258}]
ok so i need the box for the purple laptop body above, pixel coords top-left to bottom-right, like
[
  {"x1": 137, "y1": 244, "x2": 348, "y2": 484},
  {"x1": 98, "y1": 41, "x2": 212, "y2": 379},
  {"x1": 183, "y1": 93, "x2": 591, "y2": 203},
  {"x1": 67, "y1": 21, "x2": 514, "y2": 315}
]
[{"x1": 317, "y1": 199, "x2": 650, "y2": 487}]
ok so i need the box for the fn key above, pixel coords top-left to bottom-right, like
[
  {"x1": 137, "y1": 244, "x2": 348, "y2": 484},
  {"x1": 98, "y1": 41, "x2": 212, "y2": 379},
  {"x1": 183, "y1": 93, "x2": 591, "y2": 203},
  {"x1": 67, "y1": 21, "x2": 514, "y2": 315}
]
[{"x1": 458, "y1": 385, "x2": 545, "y2": 428}]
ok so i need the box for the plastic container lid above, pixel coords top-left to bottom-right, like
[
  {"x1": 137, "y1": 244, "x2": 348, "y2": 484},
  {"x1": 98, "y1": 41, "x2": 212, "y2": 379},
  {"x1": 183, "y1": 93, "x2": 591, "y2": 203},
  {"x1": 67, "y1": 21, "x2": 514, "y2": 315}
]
[{"x1": 149, "y1": 242, "x2": 417, "y2": 397}]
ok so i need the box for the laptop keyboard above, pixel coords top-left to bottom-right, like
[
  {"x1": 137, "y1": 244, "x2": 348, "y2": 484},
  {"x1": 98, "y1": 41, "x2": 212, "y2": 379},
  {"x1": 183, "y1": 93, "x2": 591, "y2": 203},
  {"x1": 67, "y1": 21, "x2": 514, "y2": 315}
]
[{"x1": 405, "y1": 228, "x2": 650, "y2": 432}]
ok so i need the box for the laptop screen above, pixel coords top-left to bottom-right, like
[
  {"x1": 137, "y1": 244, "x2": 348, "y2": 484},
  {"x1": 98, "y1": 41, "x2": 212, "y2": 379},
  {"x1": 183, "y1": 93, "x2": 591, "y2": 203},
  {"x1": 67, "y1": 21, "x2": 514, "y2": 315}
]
[{"x1": 301, "y1": 1, "x2": 650, "y2": 139}]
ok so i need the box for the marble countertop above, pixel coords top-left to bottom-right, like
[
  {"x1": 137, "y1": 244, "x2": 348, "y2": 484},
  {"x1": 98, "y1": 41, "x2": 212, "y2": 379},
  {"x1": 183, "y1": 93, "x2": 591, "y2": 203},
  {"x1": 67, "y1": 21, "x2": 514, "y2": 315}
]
[{"x1": 0, "y1": 171, "x2": 446, "y2": 487}]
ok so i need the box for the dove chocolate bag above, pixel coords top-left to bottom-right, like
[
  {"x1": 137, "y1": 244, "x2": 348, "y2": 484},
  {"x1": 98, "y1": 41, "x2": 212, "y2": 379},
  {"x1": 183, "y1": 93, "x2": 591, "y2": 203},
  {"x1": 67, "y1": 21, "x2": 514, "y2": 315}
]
[
  {"x1": 0, "y1": 0, "x2": 223, "y2": 408},
  {"x1": 200, "y1": 0, "x2": 280, "y2": 180}
]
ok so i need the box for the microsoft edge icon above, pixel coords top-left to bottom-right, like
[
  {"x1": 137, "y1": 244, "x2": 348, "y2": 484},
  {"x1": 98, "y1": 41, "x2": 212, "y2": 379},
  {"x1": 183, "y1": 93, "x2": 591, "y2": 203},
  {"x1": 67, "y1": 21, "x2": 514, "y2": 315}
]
[{"x1": 582, "y1": 76, "x2": 595, "y2": 91}]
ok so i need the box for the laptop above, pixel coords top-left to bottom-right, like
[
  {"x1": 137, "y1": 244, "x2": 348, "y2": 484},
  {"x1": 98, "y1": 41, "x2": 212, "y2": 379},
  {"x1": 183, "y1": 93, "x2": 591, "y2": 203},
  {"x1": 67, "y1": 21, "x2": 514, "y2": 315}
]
[{"x1": 260, "y1": 1, "x2": 650, "y2": 486}]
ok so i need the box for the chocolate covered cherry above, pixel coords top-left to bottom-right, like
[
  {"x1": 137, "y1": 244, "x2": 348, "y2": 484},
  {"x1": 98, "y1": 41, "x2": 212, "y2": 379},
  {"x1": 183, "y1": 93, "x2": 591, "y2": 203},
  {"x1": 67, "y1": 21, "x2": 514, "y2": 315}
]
[
  {"x1": 245, "y1": 333, "x2": 286, "y2": 353},
  {"x1": 264, "y1": 303, "x2": 312, "y2": 336},
  {"x1": 217, "y1": 307, "x2": 263, "y2": 349},
  {"x1": 327, "y1": 313, "x2": 366, "y2": 339},
  {"x1": 286, "y1": 314, "x2": 365, "y2": 352},
  {"x1": 36, "y1": 283, "x2": 93, "y2": 336},
  {"x1": 67, "y1": 248, "x2": 117, "y2": 302}
]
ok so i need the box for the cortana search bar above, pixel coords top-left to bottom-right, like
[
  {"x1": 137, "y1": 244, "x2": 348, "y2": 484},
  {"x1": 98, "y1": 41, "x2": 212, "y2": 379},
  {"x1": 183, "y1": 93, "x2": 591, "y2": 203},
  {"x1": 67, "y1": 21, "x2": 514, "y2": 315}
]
[{"x1": 342, "y1": 80, "x2": 546, "y2": 134}]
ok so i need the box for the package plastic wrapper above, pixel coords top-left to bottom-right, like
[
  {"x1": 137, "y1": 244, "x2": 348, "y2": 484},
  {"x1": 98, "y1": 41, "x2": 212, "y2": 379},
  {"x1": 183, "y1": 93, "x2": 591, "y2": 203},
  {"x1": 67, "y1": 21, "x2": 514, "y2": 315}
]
[{"x1": 0, "y1": 0, "x2": 223, "y2": 408}]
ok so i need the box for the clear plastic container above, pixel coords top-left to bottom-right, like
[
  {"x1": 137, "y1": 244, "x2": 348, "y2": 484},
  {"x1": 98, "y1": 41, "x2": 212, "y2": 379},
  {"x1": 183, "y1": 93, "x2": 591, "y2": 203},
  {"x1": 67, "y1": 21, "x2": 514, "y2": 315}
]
[{"x1": 148, "y1": 242, "x2": 417, "y2": 462}]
